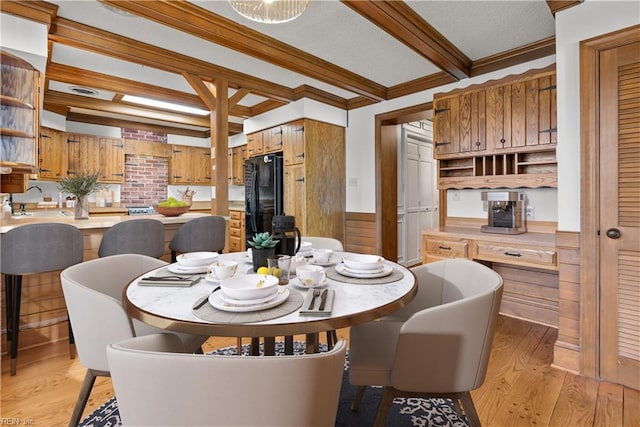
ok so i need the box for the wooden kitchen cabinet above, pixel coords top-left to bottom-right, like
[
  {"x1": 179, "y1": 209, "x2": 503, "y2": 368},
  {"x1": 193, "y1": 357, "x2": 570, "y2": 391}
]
[
  {"x1": 283, "y1": 119, "x2": 305, "y2": 166},
  {"x1": 229, "y1": 145, "x2": 247, "y2": 185},
  {"x1": 0, "y1": 51, "x2": 39, "y2": 174},
  {"x1": 228, "y1": 209, "x2": 246, "y2": 252},
  {"x1": 246, "y1": 131, "x2": 263, "y2": 158},
  {"x1": 422, "y1": 227, "x2": 559, "y2": 327},
  {"x1": 169, "y1": 145, "x2": 211, "y2": 185},
  {"x1": 281, "y1": 119, "x2": 345, "y2": 241},
  {"x1": 67, "y1": 133, "x2": 125, "y2": 183},
  {"x1": 38, "y1": 127, "x2": 68, "y2": 180},
  {"x1": 263, "y1": 125, "x2": 284, "y2": 154},
  {"x1": 433, "y1": 90, "x2": 486, "y2": 158},
  {"x1": 433, "y1": 66, "x2": 557, "y2": 190}
]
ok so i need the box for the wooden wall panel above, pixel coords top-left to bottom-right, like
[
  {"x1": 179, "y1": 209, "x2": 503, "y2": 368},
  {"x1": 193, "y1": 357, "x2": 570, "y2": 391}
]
[
  {"x1": 553, "y1": 230, "x2": 581, "y2": 374},
  {"x1": 345, "y1": 212, "x2": 377, "y2": 255}
]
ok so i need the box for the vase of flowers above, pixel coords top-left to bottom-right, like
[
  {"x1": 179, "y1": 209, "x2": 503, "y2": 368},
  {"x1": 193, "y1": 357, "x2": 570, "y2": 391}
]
[
  {"x1": 57, "y1": 171, "x2": 107, "y2": 220},
  {"x1": 247, "y1": 232, "x2": 280, "y2": 272}
]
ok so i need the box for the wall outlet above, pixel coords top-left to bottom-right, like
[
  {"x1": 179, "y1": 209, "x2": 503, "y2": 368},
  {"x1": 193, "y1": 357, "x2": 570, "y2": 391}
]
[{"x1": 526, "y1": 206, "x2": 535, "y2": 219}]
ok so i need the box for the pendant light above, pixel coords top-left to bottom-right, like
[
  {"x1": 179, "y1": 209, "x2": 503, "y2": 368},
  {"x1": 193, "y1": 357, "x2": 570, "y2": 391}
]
[{"x1": 229, "y1": 0, "x2": 309, "y2": 24}]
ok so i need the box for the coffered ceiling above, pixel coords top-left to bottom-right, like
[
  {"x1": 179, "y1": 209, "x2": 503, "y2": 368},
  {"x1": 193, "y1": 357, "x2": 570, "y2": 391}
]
[{"x1": 2, "y1": 0, "x2": 579, "y2": 138}]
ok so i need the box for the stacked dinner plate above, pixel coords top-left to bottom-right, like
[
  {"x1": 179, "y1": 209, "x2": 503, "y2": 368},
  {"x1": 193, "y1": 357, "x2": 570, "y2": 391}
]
[
  {"x1": 169, "y1": 251, "x2": 219, "y2": 274},
  {"x1": 335, "y1": 254, "x2": 393, "y2": 278},
  {"x1": 297, "y1": 241, "x2": 313, "y2": 257},
  {"x1": 210, "y1": 274, "x2": 289, "y2": 312}
]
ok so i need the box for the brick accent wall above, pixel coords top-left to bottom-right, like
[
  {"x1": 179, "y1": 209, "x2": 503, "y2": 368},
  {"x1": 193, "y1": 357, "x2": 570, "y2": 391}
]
[
  {"x1": 121, "y1": 155, "x2": 168, "y2": 206},
  {"x1": 122, "y1": 128, "x2": 168, "y2": 143},
  {"x1": 120, "y1": 129, "x2": 169, "y2": 206}
]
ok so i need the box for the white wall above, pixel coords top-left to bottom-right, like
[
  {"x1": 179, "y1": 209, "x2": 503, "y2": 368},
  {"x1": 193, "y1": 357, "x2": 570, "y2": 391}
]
[
  {"x1": 555, "y1": 0, "x2": 640, "y2": 231},
  {"x1": 0, "y1": 14, "x2": 48, "y2": 72}
]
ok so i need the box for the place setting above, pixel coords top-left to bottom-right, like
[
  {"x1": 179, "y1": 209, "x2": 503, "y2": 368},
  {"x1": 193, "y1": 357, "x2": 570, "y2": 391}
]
[
  {"x1": 167, "y1": 251, "x2": 219, "y2": 275},
  {"x1": 328, "y1": 254, "x2": 403, "y2": 284},
  {"x1": 192, "y1": 261, "x2": 304, "y2": 323}
]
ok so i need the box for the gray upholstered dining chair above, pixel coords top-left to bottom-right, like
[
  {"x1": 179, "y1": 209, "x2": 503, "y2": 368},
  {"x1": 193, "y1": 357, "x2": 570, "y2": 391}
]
[
  {"x1": 98, "y1": 218, "x2": 165, "y2": 258},
  {"x1": 0, "y1": 222, "x2": 83, "y2": 375},
  {"x1": 349, "y1": 258, "x2": 504, "y2": 427},
  {"x1": 301, "y1": 236, "x2": 344, "y2": 251},
  {"x1": 61, "y1": 254, "x2": 208, "y2": 427},
  {"x1": 169, "y1": 215, "x2": 226, "y2": 262},
  {"x1": 107, "y1": 334, "x2": 347, "y2": 427}
]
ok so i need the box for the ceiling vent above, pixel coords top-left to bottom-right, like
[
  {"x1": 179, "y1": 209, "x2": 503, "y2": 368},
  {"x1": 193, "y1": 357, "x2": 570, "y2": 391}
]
[{"x1": 69, "y1": 86, "x2": 99, "y2": 96}]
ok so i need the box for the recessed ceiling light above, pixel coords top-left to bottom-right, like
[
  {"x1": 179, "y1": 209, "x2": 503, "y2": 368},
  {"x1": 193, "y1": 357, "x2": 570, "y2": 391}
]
[
  {"x1": 122, "y1": 95, "x2": 210, "y2": 116},
  {"x1": 68, "y1": 86, "x2": 99, "y2": 96}
]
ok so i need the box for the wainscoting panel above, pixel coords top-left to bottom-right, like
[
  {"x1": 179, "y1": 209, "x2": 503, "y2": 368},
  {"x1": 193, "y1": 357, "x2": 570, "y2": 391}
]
[{"x1": 344, "y1": 212, "x2": 377, "y2": 255}]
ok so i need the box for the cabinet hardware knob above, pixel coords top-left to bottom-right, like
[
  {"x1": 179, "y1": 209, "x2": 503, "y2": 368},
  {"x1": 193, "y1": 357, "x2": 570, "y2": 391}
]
[
  {"x1": 500, "y1": 139, "x2": 506, "y2": 145},
  {"x1": 606, "y1": 228, "x2": 621, "y2": 239}
]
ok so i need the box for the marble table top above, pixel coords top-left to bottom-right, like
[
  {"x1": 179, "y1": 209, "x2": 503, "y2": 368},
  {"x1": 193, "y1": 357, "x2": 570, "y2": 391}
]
[{"x1": 124, "y1": 251, "x2": 417, "y2": 337}]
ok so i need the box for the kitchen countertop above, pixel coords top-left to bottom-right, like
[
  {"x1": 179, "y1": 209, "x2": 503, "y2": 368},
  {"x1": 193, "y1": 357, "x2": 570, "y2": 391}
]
[{"x1": 0, "y1": 212, "x2": 212, "y2": 234}]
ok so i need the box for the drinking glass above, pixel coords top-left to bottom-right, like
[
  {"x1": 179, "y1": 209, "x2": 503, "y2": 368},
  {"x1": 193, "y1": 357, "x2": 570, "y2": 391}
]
[{"x1": 268, "y1": 255, "x2": 291, "y2": 285}]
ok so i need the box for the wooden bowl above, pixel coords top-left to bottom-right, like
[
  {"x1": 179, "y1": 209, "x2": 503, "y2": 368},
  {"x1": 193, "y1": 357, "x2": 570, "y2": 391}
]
[{"x1": 153, "y1": 205, "x2": 190, "y2": 217}]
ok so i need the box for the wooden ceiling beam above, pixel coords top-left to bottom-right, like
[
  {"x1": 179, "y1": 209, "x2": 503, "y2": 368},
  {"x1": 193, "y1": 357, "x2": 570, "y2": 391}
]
[
  {"x1": 470, "y1": 36, "x2": 556, "y2": 77},
  {"x1": 45, "y1": 90, "x2": 211, "y2": 127},
  {"x1": 101, "y1": 0, "x2": 388, "y2": 101},
  {"x1": 182, "y1": 72, "x2": 217, "y2": 112},
  {"x1": 546, "y1": 1, "x2": 584, "y2": 15},
  {"x1": 49, "y1": 17, "x2": 297, "y2": 104},
  {"x1": 46, "y1": 63, "x2": 252, "y2": 118},
  {"x1": 228, "y1": 89, "x2": 250, "y2": 110},
  {"x1": 66, "y1": 112, "x2": 211, "y2": 138},
  {"x1": 342, "y1": 0, "x2": 472, "y2": 80},
  {"x1": 0, "y1": 0, "x2": 58, "y2": 28}
]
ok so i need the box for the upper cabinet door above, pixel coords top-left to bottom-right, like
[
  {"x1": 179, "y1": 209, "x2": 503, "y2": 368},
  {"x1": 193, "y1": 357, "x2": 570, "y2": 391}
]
[
  {"x1": 99, "y1": 137, "x2": 125, "y2": 182},
  {"x1": 263, "y1": 126, "x2": 283, "y2": 153},
  {"x1": 38, "y1": 127, "x2": 68, "y2": 180},
  {"x1": 434, "y1": 91, "x2": 486, "y2": 159},
  {"x1": 283, "y1": 120, "x2": 305, "y2": 166},
  {"x1": 246, "y1": 131, "x2": 263, "y2": 158}
]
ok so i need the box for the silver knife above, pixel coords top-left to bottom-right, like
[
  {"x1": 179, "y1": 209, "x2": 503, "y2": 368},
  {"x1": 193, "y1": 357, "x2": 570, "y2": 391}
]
[{"x1": 318, "y1": 289, "x2": 328, "y2": 311}]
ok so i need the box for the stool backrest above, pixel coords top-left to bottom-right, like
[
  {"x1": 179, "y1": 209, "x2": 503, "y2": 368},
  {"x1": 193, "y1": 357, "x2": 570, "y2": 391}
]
[
  {"x1": 169, "y1": 216, "x2": 226, "y2": 255},
  {"x1": 1, "y1": 223, "x2": 83, "y2": 274},
  {"x1": 98, "y1": 219, "x2": 165, "y2": 258}
]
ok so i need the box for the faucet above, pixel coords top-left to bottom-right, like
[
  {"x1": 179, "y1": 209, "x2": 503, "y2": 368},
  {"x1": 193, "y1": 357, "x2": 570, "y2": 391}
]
[{"x1": 27, "y1": 185, "x2": 43, "y2": 193}]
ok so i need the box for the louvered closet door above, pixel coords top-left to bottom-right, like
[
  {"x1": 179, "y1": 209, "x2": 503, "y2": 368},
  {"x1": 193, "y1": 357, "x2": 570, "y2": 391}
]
[{"x1": 599, "y1": 41, "x2": 640, "y2": 389}]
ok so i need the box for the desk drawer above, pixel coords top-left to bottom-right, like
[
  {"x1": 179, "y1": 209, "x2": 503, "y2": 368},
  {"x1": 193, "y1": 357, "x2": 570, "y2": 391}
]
[
  {"x1": 475, "y1": 242, "x2": 557, "y2": 269},
  {"x1": 229, "y1": 210, "x2": 243, "y2": 220},
  {"x1": 425, "y1": 239, "x2": 468, "y2": 259}
]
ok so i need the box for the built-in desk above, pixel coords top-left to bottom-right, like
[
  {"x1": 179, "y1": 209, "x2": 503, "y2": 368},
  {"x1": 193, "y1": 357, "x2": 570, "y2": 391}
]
[
  {"x1": 422, "y1": 226, "x2": 559, "y2": 328},
  {"x1": 0, "y1": 213, "x2": 211, "y2": 352}
]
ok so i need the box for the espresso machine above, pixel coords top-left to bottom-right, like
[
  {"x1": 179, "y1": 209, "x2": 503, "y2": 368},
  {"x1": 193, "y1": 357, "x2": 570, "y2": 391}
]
[
  {"x1": 271, "y1": 215, "x2": 301, "y2": 256},
  {"x1": 481, "y1": 191, "x2": 527, "y2": 234}
]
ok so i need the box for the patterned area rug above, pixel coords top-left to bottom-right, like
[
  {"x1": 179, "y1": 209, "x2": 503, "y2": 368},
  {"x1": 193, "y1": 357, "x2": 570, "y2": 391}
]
[{"x1": 80, "y1": 342, "x2": 469, "y2": 427}]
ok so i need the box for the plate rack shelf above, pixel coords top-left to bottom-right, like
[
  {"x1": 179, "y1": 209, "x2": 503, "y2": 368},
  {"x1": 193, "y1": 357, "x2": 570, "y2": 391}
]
[{"x1": 438, "y1": 148, "x2": 557, "y2": 189}]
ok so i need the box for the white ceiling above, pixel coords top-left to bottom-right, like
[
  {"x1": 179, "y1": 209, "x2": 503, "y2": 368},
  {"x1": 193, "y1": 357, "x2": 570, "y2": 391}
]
[{"x1": 41, "y1": 0, "x2": 557, "y2": 130}]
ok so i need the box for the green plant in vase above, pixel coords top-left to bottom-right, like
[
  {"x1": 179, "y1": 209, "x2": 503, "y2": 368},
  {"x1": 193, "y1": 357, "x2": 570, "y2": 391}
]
[
  {"x1": 57, "y1": 171, "x2": 107, "y2": 219},
  {"x1": 247, "y1": 232, "x2": 279, "y2": 272}
]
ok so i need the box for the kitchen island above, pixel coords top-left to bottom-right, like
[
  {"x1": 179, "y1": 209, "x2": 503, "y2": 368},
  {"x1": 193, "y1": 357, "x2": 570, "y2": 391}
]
[{"x1": 0, "y1": 212, "x2": 216, "y2": 353}]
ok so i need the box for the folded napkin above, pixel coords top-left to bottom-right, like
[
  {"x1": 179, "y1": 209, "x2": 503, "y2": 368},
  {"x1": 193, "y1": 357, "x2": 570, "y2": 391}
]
[
  {"x1": 299, "y1": 289, "x2": 334, "y2": 316},
  {"x1": 138, "y1": 275, "x2": 200, "y2": 287}
]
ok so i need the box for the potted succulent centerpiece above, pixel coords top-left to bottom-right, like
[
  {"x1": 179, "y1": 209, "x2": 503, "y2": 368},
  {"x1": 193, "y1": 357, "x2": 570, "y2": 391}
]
[
  {"x1": 58, "y1": 171, "x2": 107, "y2": 219},
  {"x1": 247, "y1": 232, "x2": 279, "y2": 272}
]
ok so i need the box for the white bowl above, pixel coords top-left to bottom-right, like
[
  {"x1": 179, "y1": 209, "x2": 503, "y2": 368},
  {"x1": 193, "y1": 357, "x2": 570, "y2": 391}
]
[
  {"x1": 220, "y1": 274, "x2": 278, "y2": 300},
  {"x1": 343, "y1": 254, "x2": 385, "y2": 271},
  {"x1": 176, "y1": 251, "x2": 219, "y2": 267},
  {"x1": 296, "y1": 264, "x2": 327, "y2": 286}
]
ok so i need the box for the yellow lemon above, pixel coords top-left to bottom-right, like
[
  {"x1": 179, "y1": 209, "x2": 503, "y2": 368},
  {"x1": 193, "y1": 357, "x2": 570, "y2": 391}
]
[
  {"x1": 257, "y1": 266, "x2": 269, "y2": 275},
  {"x1": 271, "y1": 267, "x2": 282, "y2": 278}
]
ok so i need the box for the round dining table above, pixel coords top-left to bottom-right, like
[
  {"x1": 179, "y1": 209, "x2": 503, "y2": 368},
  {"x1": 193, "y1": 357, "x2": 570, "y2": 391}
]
[{"x1": 124, "y1": 251, "x2": 417, "y2": 354}]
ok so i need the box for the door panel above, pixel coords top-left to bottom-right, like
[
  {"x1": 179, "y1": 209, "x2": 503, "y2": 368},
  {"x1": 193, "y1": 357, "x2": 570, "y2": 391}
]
[{"x1": 599, "y1": 41, "x2": 640, "y2": 389}]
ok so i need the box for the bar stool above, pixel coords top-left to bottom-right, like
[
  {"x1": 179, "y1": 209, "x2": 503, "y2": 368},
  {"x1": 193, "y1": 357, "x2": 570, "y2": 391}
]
[
  {"x1": 0, "y1": 223, "x2": 83, "y2": 375},
  {"x1": 169, "y1": 216, "x2": 226, "y2": 262},
  {"x1": 98, "y1": 218, "x2": 165, "y2": 258}
]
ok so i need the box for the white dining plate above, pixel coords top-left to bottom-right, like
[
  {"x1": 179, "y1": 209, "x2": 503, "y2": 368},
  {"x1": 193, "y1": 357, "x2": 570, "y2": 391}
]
[
  {"x1": 309, "y1": 256, "x2": 339, "y2": 267},
  {"x1": 218, "y1": 290, "x2": 279, "y2": 306},
  {"x1": 289, "y1": 277, "x2": 328, "y2": 289},
  {"x1": 209, "y1": 288, "x2": 289, "y2": 312},
  {"x1": 335, "y1": 263, "x2": 393, "y2": 279},
  {"x1": 168, "y1": 263, "x2": 209, "y2": 275}
]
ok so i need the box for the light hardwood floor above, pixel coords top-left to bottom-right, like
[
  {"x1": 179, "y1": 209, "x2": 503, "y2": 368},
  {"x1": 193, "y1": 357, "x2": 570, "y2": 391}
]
[{"x1": 2, "y1": 315, "x2": 639, "y2": 426}]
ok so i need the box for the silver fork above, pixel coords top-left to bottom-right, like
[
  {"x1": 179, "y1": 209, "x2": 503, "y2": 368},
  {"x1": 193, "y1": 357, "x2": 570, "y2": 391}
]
[{"x1": 308, "y1": 289, "x2": 321, "y2": 310}]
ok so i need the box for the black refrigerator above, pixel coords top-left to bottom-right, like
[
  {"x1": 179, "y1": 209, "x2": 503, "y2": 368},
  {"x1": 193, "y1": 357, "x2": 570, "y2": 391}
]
[{"x1": 245, "y1": 153, "x2": 284, "y2": 243}]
